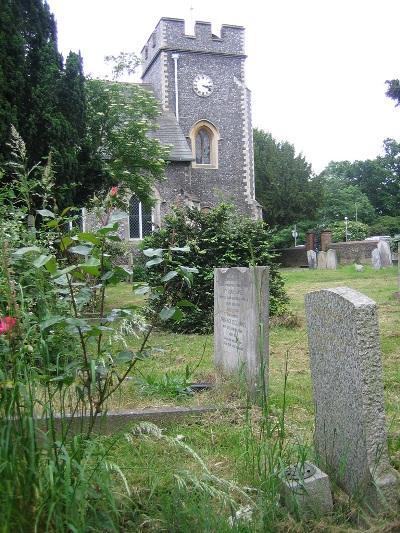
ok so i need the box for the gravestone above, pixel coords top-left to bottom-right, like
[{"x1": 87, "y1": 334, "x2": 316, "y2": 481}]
[
  {"x1": 307, "y1": 250, "x2": 317, "y2": 269},
  {"x1": 317, "y1": 251, "x2": 327, "y2": 269},
  {"x1": 378, "y1": 240, "x2": 392, "y2": 267},
  {"x1": 305, "y1": 287, "x2": 399, "y2": 510},
  {"x1": 371, "y1": 248, "x2": 381, "y2": 270},
  {"x1": 214, "y1": 267, "x2": 269, "y2": 396},
  {"x1": 326, "y1": 249, "x2": 337, "y2": 270}
]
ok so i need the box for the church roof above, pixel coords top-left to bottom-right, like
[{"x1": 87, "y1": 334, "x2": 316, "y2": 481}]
[{"x1": 148, "y1": 110, "x2": 193, "y2": 162}]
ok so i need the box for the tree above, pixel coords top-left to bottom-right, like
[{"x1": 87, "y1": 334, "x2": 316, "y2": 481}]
[
  {"x1": 254, "y1": 129, "x2": 322, "y2": 227},
  {"x1": 83, "y1": 79, "x2": 169, "y2": 206},
  {"x1": 318, "y1": 177, "x2": 376, "y2": 224}
]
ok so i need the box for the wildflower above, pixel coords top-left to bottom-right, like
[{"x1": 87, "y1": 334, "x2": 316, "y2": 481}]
[
  {"x1": 110, "y1": 186, "x2": 119, "y2": 197},
  {"x1": 0, "y1": 316, "x2": 17, "y2": 334}
]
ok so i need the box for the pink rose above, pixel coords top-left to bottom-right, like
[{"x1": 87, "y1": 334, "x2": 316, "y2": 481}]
[
  {"x1": 0, "y1": 316, "x2": 17, "y2": 334},
  {"x1": 110, "y1": 186, "x2": 119, "y2": 197}
]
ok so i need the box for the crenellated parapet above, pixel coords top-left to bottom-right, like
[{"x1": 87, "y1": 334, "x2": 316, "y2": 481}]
[{"x1": 141, "y1": 18, "x2": 245, "y2": 76}]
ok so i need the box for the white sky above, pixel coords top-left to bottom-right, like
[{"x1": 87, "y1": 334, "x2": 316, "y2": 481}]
[{"x1": 47, "y1": 0, "x2": 400, "y2": 174}]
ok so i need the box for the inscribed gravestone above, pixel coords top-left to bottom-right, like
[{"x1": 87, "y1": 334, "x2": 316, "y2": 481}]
[
  {"x1": 305, "y1": 287, "x2": 399, "y2": 510},
  {"x1": 378, "y1": 240, "x2": 392, "y2": 267},
  {"x1": 326, "y1": 249, "x2": 337, "y2": 270},
  {"x1": 214, "y1": 267, "x2": 269, "y2": 396},
  {"x1": 317, "y1": 251, "x2": 327, "y2": 269},
  {"x1": 371, "y1": 248, "x2": 381, "y2": 270}
]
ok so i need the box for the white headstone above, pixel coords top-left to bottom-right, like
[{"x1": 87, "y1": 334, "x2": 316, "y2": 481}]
[
  {"x1": 307, "y1": 250, "x2": 317, "y2": 269},
  {"x1": 214, "y1": 267, "x2": 269, "y2": 397},
  {"x1": 378, "y1": 240, "x2": 392, "y2": 267},
  {"x1": 371, "y1": 248, "x2": 381, "y2": 270},
  {"x1": 326, "y1": 249, "x2": 337, "y2": 270},
  {"x1": 305, "y1": 287, "x2": 399, "y2": 510}
]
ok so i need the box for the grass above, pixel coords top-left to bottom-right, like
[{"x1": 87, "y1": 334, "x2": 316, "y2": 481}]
[{"x1": 101, "y1": 265, "x2": 400, "y2": 531}]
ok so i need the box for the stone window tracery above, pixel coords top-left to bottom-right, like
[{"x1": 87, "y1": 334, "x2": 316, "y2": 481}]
[{"x1": 189, "y1": 120, "x2": 220, "y2": 168}]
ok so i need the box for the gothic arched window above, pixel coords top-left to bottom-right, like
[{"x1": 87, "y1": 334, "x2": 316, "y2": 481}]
[
  {"x1": 190, "y1": 120, "x2": 220, "y2": 169},
  {"x1": 129, "y1": 196, "x2": 152, "y2": 239},
  {"x1": 195, "y1": 127, "x2": 211, "y2": 164}
]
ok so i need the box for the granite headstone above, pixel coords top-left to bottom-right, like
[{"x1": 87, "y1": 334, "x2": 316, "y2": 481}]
[{"x1": 305, "y1": 287, "x2": 399, "y2": 510}]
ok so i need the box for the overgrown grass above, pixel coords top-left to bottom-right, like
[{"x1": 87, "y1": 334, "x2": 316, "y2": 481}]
[{"x1": 101, "y1": 265, "x2": 400, "y2": 531}]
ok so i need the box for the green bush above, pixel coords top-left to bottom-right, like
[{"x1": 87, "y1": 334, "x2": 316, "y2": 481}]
[
  {"x1": 141, "y1": 204, "x2": 288, "y2": 333},
  {"x1": 368, "y1": 215, "x2": 400, "y2": 237},
  {"x1": 271, "y1": 219, "x2": 320, "y2": 249},
  {"x1": 331, "y1": 220, "x2": 369, "y2": 242}
]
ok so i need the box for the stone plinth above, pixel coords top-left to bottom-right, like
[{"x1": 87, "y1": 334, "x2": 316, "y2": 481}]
[
  {"x1": 280, "y1": 462, "x2": 333, "y2": 517},
  {"x1": 305, "y1": 287, "x2": 399, "y2": 510},
  {"x1": 320, "y1": 230, "x2": 332, "y2": 252},
  {"x1": 214, "y1": 267, "x2": 269, "y2": 397}
]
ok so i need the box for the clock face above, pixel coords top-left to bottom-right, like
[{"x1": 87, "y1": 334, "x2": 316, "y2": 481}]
[{"x1": 193, "y1": 74, "x2": 213, "y2": 97}]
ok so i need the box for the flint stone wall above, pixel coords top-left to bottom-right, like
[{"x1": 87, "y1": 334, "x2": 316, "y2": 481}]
[
  {"x1": 305, "y1": 287, "x2": 399, "y2": 509},
  {"x1": 214, "y1": 267, "x2": 269, "y2": 396},
  {"x1": 329, "y1": 241, "x2": 378, "y2": 265}
]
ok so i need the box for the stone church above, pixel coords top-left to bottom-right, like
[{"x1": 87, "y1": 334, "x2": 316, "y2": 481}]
[{"x1": 128, "y1": 17, "x2": 261, "y2": 240}]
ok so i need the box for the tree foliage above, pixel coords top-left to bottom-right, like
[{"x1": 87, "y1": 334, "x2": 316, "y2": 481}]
[
  {"x1": 141, "y1": 204, "x2": 288, "y2": 333},
  {"x1": 254, "y1": 129, "x2": 322, "y2": 227}
]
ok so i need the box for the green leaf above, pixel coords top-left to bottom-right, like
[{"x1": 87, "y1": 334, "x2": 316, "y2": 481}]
[
  {"x1": 115, "y1": 350, "x2": 135, "y2": 364},
  {"x1": 13, "y1": 246, "x2": 41, "y2": 257},
  {"x1": 33, "y1": 254, "x2": 52, "y2": 268},
  {"x1": 40, "y1": 316, "x2": 65, "y2": 330},
  {"x1": 44, "y1": 257, "x2": 58, "y2": 274},
  {"x1": 176, "y1": 299, "x2": 196, "y2": 308},
  {"x1": 37, "y1": 209, "x2": 55, "y2": 218},
  {"x1": 69, "y1": 245, "x2": 92, "y2": 256},
  {"x1": 46, "y1": 219, "x2": 59, "y2": 228},
  {"x1": 179, "y1": 265, "x2": 199, "y2": 274},
  {"x1": 159, "y1": 307, "x2": 176, "y2": 321},
  {"x1": 172, "y1": 308, "x2": 184, "y2": 321},
  {"x1": 143, "y1": 248, "x2": 163, "y2": 257},
  {"x1": 170, "y1": 246, "x2": 190, "y2": 253},
  {"x1": 134, "y1": 284, "x2": 150, "y2": 295},
  {"x1": 60, "y1": 236, "x2": 74, "y2": 250},
  {"x1": 61, "y1": 207, "x2": 73, "y2": 217},
  {"x1": 52, "y1": 265, "x2": 76, "y2": 278},
  {"x1": 101, "y1": 271, "x2": 114, "y2": 281},
  {"x1": 146, "y1": 256, "x2": 163, "y2": 268},
  {"x1": 161, "y1": 270, "x2": 178, "y2": 282},
  {"x1": 78, "y1": 232, "x2": 101, "y2": 245}
]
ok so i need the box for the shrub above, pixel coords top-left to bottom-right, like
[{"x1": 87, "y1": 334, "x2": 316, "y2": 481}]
[
  {"x1": 368, "y1": 215, "x2": 400, "y2": 237},
  {"x1": 331, "y1": 220, "x2": 369, "y2": 242},
  {"x1": 141, "y1": 204, "x2": 288, "y2": 333}
]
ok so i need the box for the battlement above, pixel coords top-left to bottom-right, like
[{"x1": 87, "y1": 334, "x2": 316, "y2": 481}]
[{"x1": 141, "y1": 17, "x2": 245, "y2": 74}]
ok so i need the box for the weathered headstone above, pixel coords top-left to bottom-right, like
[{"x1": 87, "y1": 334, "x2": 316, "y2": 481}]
[
  {"x1": 326, "y1": 249, "x2": 337, "y2": 270},
  {"x1": 317, "y1": 251, "x2": 327, "y2": 269},
  {"x1": 371, "y1": 248, "x2": 381, "y2": 270},
  {"x1": 305, "y1": 287, "x2": 399, "y2": 510},
  {"x1": 378, "y1": 240, "x2": 393, "y2": 267},
  {"x1": 307, "y1": 250, "x2": 317, "y2": 269},
  {"x1": 214, "y1": 267, "x2": 269, "y2": 396}
]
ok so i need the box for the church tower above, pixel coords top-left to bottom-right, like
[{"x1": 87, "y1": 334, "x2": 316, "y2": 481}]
[{"x1": 140, "y1": 17, "x2": 261, "y2": 229}]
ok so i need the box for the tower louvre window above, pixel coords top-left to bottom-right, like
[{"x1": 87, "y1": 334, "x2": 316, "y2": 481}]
[{"x1": 129, "y1": 196, "x2": 152, "y2": 239}]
